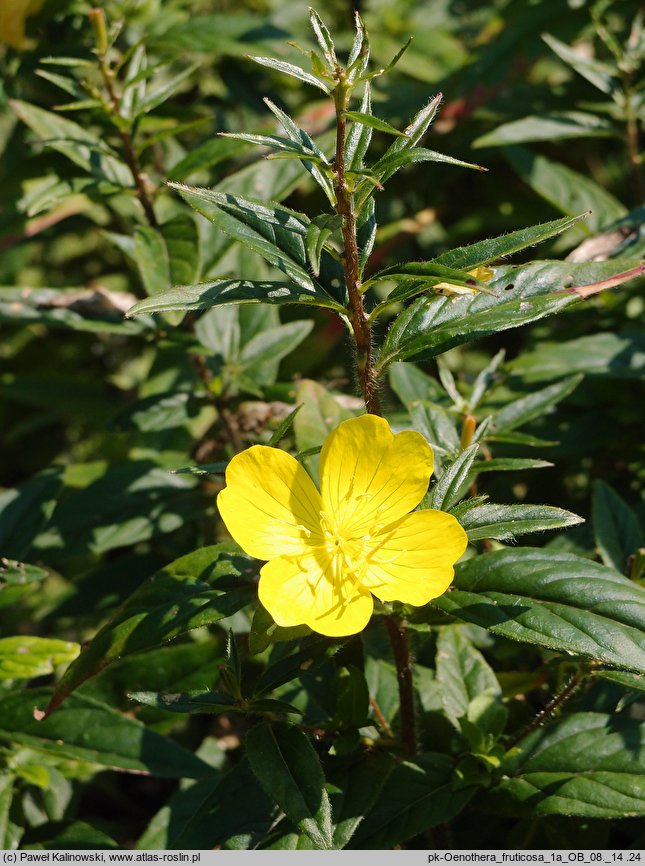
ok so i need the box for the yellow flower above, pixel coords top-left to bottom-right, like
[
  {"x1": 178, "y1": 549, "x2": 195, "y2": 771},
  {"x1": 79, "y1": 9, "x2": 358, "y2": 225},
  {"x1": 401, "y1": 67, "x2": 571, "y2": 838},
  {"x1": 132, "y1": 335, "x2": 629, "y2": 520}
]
[
  {"x1": 0, "y1": 0, "x2": 44, "y2": 48},
  {"x1": 217, "y1": 414, "x2": 468, "y2": 637}
]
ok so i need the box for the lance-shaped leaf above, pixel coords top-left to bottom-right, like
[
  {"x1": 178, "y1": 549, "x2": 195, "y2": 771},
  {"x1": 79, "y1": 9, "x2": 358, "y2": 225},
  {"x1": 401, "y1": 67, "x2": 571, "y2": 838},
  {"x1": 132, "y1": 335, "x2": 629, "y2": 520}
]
[
  {"x1": 246, "y1": 722, "x2": 334, "y2": 849},
  {"x1": 428, "y1": 445, "x2": 479, "y2": 511},
  {"x1": 433, "y1": 548, "x2": 645, "y2": 674},
  {"x1": 220, "y1": 133, "x2": 327, "y2": 165},
  {"x1": 367, "y1": 260, "x2": 492, "y2": 310},
  {"x1": 10, "y1": 100, "x2": 133, "y2": 187},
  {"x1": 0, "y1": 467, "x2": 63, "y2": 561},
  {"x1": 126, "y1": 278, "x2": 345, "y2": 317},
  {"x1": 264, "y1": 99, "x2": 335, "y2": 204},
  {"x1": 592, "y1": 480, "x2": 644, "y2": 575},
  {"x1": 487, "y1": 713, "x2": 645, "y2": 818},
  {"x1": 305, "y1": 214, "x2": 342, "y2": 276},
  {"x1": 493, "y1": 375, "x2": 583, "y2": 432},
  {"x1": 370, "y1": 93, "x2": 442, "y2": 184},
  {"x1": 473, "y1": 111, "x2": 615, "y2": 148},
  {"x1": 1, "y1": 689, "x2": 212, "y2": 779},
  {"x1": 169, "y1": 184, "x2": 316, "y2": 290},
  {"x1": 309, "y1": 9, "x2": 336, "y2": 66},
  {"x1": 345, "y1": 83, "x2": 373, "y2": 170},
  {"x1": 376, "y1": 258, "x2": 643, "y2": 372},
  {"x1": 330, "y1": 754, "x2": 395, "y2": 848},
  {"x1": 435, "y1": 627, "x2": 502, "y2": 729},
  {"x1": 344, "y1": 111, "x2": 405, "y2": 138},
  {"x1": 349, "y1": 753, "x2": 476, "y2": 848},
  {"x1": 543, "y1": 33, "x2": 621, "y2": 97},
  {"x1": 347, "y1": 11, "x2": 370, "y2": 82},
  {"x1": 45, "y1": 544, "x2": 256, "y2": 715},
  {"x1": 248, "y1": 55, "x2": 330, "y2": 93},
  {"x1": 434, "y1": 213, "x2": 589, "y2": 271},
  {"x1": 459, "y1": 503, "x2": 583, "y2": 541}
]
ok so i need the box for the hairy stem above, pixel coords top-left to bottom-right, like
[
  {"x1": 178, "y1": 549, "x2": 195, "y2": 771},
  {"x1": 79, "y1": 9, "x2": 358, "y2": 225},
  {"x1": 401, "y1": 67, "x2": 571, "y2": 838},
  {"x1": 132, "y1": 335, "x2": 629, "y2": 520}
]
[
  {"x1": 332, "y1": 79, "x2": 381, "y2": 415},
  {"x1": 507, "y1": 670, "x2": 584, "y2": 750},
  {"x1": 384, "y1": 615, "x2": 417, "y2": 757}
]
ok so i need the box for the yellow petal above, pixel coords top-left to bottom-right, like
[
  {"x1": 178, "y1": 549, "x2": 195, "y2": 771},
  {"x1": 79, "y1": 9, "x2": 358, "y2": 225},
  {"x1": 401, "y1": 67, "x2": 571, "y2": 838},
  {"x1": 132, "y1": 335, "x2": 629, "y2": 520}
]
[
  {"x1": 217, "y1": 445, "x2": 322, "y2": 560},
  {"x1": 364, "y1": 509, "x2": 468, "y2": 606},
  {"x1": 259, "y1": 554, "x2": 374, "y2": 637},
  {"x1": 319, "y1": 414, "x2": 433, "y2": 535}
]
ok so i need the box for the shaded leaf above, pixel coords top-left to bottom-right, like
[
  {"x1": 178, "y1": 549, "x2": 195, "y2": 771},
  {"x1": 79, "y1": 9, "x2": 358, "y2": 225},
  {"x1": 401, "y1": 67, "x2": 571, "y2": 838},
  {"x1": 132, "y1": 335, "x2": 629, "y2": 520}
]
[
  {"x1": 0, "y1": 690, "x2": 212, "y2": 779},
  {"x1": 473, "y1": 112, "x2": 615, "y2": 148},
  {"x1": 0, "y1": 467, "x2": 63, "y2": 561},
  {"x1": 45, "y1": 544, "x2": 256, "y2": 714},
  {"x1": 494, "y1": 375, "x2": 583, "y2": 432},
  {"x1": 349, "y1": 753, "x2": 476, "y2": 848},
  {"x1": 246, "y1": 722, "x2": 333, "y2": 849},
  {"x1": 592, "y1": 480, "x2": 644, "y2": 574},
  {"x1": 10, "y1": 100, "x2": 132, "y2": 187}
]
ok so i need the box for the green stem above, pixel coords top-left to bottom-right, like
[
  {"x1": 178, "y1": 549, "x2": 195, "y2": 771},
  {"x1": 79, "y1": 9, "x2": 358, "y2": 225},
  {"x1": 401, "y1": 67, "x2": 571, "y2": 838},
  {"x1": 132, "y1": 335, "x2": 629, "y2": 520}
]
[{"x1": 332, "y1": 78, "x2": 380, "y2": 416}]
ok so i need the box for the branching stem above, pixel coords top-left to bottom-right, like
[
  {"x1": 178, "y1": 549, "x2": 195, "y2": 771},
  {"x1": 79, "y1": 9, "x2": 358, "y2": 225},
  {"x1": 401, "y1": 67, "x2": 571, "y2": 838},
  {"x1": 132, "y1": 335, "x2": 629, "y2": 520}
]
[{"x1": 92, "y1": 11, "x2": 158, "y2": 228}]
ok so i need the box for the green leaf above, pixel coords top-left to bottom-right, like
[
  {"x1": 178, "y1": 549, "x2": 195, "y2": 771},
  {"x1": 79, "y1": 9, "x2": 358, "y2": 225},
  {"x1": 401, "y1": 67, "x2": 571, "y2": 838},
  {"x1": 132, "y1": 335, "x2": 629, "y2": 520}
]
[
  {"x1": 163, "y1": 214, "x2": 201, "y2": 286},
  {"x1": 434, "y1": 548, "x2": 645, "y2": 673},
  {"x1": 130, "y1": 690, "x2": 237, "y2": 714},
  {"x1": 473, "y1": 112, "x2": 615, "y2": 148},
  {"x1": 349, "y1": 753, "x2": 476, "y2": 848},
  {"x1": 145, "y1": 759, "x2": 276, "y2": 849},
  {"x1": 305, "y1": 214, "x2": 341, "y2": 277},
  {"x1": 170, "y1": 185, "x2": 342, "y2": 301},
  {"x1": 493, "y1": 375, "x2": 583, "y2": 432},
  {"x1": 268, "y1": 404, "x2": 302, "y2": 447},
  {"x1": 112, "y1": 391, "x2": 198, "y2": 433},
  {"x1": 335, "y1": 666, "x2": 369, "y2": 728},
  {"x1": 507, "y1": 332, "x2": 645, "y2": 383},
  {"x1": 246, "y1": 722, "x2": 333, "y2": 849},
  {"x1": 137, "y1": 64, "x2": 199, "y2": 115},
  {"x1": 367, "y1": 259, "x2": 489, "y2": 299},
  {"x1": 254, "y1": 634, "x2": 342, "y2": 696},
  {"x1": 330, "y1": 753, "x2": 395, "y2": 848},
  {"x1": 294, "y1": 379, "x2": 356, "y2": 482},
  {"x1": 428, "y1": 445, "x2": 479, "y2": 511},
  {"x1": 240, "y1": 320, "x2": 313, "y2": 387},
  {"x1": 0, "y1": 286, "x2": 149, "y2": 335},
  {"x1": 45, "y1": 544, "x2": 256, "y2": 714},
  {"x1": 469, "y1": 457, "x2": 554, "y2": 476},
  {"x1": 459, "y1": 503, "x2": 583, "y2": 541},
  {"x1": 127, "y1": 278, "x2": 344, "y2": 317},
  {"x1": 133, "y1": 226, "x2": 169, "y2": 297},
  {"x1": 10, "y1": 100, "x2": 133, "y2": 187},
  {"x1": 504, "y1": 147, "x2": 626, "y2": 234},
  {"x1": 376, "y1": 258, "x2": 642, "y2": 371},
  {"x1": 24, "y1": 820, "x2": 119, "y2": 850},
  {"x1": 0, "y1": 689, "x2": 212, "y2": 779},
  {"x1": 434, "y1": 214, "x2": 588, "y2": 270},
  {"x1": 592, "y1": 480, "x2": 644, "y2": 574},
  {"x1": 0, "y1": 467, "x2": 63, "y2": 561},
  {"x1": 168, "y1": 136, "x2": 245, "y2": 182},
  {"x1": 488, "y1": 713, "x2": 645, "y2": 817},
  {"x1": 248, "y1": 55, "x2": 330, "y2": 93},
  {"x1": 344, "y1": 111, "x2": 405, "y2": 137},
  {"x1": 543, "y1": 33, "x2": 621, "y2": 97},
  {"x1": 410, "y1": 400, "x2": 460, "y2": 460},
  {"x1": 35, "y1": 462, "x2": 203, "y2": 557},
  {"x1": 309, "y1": 9, "x2": 336, "y2": 67},
  {"x1": 345, "y1": 83, "x2": 373, "y2": 170},
  {"x1": 388, "y1": 361, "x2": 445, "y2": 405},
  {"x1": 435, "y1": 627, "x2": 501, "y2": 725},
  {"x1": 0, "y1": 637, "x2": 79, "y2": 680},
  {"x1": 263, "y1": 98, "x2": 335, "y2": 204},
  {"x1": 0, "y1": 774, "x2": 18, "y2": 849}
]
